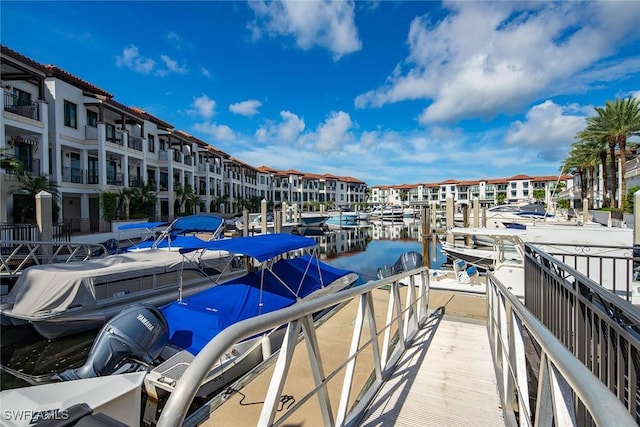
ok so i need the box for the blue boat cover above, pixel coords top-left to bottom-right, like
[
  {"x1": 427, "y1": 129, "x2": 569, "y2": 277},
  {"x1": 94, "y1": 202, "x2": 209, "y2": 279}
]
[
  {"x1": 179, "y1": 233, "x2": 317, "y2": 262},
  {"x1": 122, "y1": 235, "x2": 212, "y2": 251},
  {"x1": 170, "y1": 214, "x2": 225, "y2": 234},
  {"x1": 118, "y1": 221, "x2": 169, "y2": 230},
  {"x1": 161, "y1": 255, "x2": 352, "y2": 355}
]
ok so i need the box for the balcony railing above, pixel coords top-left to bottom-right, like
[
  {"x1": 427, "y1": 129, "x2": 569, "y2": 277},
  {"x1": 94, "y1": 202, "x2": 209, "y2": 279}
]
[
  {"x1": 129, "y1": 175, "x2": 144, "y2": 187},
  {"x1": 128, "y1": 136, "x2": 143, "y2": 151},
  {"x1": 62, "y1": 166, "x2": 84, "y2": 184},
  {"x1": 3, "y1": 92, "x2": 40, "y2": 121},
  {"x1": 107, "y1": 173, "x2": 124, "y2": 186}
]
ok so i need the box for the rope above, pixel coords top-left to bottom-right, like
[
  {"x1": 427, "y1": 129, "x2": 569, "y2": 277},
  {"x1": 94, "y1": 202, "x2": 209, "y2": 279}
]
[{"x1": 222, "y1": 387, "x2": 296, "y2": 411}]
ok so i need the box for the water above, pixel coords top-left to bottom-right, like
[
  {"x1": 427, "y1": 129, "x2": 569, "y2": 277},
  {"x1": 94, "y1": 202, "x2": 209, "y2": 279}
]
[{"x1": 0, "y1": 220, "x2": 446, "y2": 391}]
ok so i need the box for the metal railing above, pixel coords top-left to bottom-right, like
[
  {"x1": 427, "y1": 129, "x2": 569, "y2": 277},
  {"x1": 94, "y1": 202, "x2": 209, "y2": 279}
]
[
  {"x1": 3, "y1": 92, "x2": 40, "y2": 121},
  {"x1": 157, "y1": 258, "x2": 636, "y2": 427},
  {"x1": 0, "y1": 222, "x2": 71, "y2": 242},
  {"x1": 530, "y1": 241, "x2": 637, "y2": 303},
  {"x1": 157, "y1": 267, "x2": 431, "y2": 426},
  {"x1": 0, "y1": 240, "x2": 108, "y2": 277},
  {"x1": 523, "y1": 243, "x2": 640, "y2": 423}
]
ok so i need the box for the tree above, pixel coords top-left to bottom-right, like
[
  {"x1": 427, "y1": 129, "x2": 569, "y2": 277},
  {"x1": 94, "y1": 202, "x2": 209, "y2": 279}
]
[
  {"x1": 129, "y1": 183, "x2": 157, "y2": 219},
  {"x1": 0, "y1": 147, "x2": 22, "y2": 173},
  {"x1": 579, "y1": 97, "x2": 640, "y2": 209},
  {"x1": 12, "y1": 174, "x2": 61, "y2": 222},
  {"x1": 533, "y1": 189, "x2": 546, "y2": 203},
  {"x1": 175, "y1": 183, "x2": 200, "y2": 215}
]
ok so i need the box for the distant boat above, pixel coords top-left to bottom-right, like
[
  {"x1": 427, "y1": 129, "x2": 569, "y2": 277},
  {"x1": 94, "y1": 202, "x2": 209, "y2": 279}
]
[{"x1": 300, "y1": 212, "x2": 330, "y2": 227}]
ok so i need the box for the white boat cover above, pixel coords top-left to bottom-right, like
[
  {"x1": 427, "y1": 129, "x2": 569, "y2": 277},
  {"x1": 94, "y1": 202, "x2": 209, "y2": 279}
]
[{"x1": 5, "y1": 250, "x2": 186, "y2": 317}]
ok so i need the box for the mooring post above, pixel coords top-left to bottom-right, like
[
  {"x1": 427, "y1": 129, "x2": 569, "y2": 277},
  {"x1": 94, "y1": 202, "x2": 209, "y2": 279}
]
[
  {"x1": 261, "y1": 199, "x2": 267, "y2": 234},
  {"x1": 473, "y1": 197, "x2": 479, "y2": 228},
  {"x1": 36, "y1": 191, "x2": 53, "y2": 261},
  {"x1": 446, "y1": 196, "x2": 454, "y2": 245},
  {"x1": 242, "y1": 209, "x2": 249, "y2": 237},
  {"x1": 421, "y1": 207, "x2": 431, "y2": 268}
]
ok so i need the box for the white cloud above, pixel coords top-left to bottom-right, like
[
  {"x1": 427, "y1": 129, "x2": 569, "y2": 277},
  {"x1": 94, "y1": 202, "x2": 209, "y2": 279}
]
[
  {"x1": 200, "y1": 66, "x2": 211, "y2": 78},
  {"x1": 193, "y1": 122, "x2": 236, "y2": 141},
  {"x1": 255, "y1": 110, "x2": 305, "y2": 143},
  {"x1": 157, "y1": 55, "x2": 188, "y2": 76},
  {"x1": 355, "y1": 1, "x2": 640, "y2": 124},
  {"x1": 229, "y1": 100, "x2": 262, "y2": 117},
  {"x1": 115, "y1": 45, "x2": 155, "y2": 74},
  {"x1": 310, "y1": 111, "x2": 353, "y2": 152},
  {"x1": 505, "y1": 100, "x2": 587, "y2": 161},
  {"x1": 248, "y1": 0, "x2": 362, "y2": 60},
  {"x1": 190, "y1": 95, "x2": 216, "y2": 120},
  {"x1": 116, "y1": 45, "x2": 188, "y2": 76}
]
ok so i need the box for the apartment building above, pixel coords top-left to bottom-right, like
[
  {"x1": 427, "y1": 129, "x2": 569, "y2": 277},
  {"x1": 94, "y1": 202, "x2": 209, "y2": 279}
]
[
  {"x1": 1, "y1": 46, "x2": 368, "y2": 231},
  {"x1": 369, "y1": 174, "x2": 573, "y2": 208}
]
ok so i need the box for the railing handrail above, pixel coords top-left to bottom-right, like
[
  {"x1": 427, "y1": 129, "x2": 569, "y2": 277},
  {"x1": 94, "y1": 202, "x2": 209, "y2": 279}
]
[
  {"x1": 487, "y1": 271, "x2": 637, "y2": 426},
  {"x1": 157, "y1": 267, "x2": 430, "y2": 427}
]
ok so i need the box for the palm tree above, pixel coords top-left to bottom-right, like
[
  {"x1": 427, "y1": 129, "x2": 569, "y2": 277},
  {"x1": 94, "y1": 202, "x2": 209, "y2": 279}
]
[
  {"x1": 562, "y1": 145, "x2": 589, "y2": 206},
  {"x1": 175, "y1": 183, "x2": 201, "y2": 215},
  {"x1": 579, "y1": 97, "x2": 640, "y2": 209},
  {"x1": 13, "y1": 174, "x2": 61, "y2": 222},
  {"x1": 129, "y1": 183, "x2": 157, "y2": 219}
]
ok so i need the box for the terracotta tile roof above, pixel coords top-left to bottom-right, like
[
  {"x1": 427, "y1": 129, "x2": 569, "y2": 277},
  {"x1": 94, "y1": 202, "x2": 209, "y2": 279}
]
[
  {"x1": 1, "y1": 45, "x2": 49, "y2": 75},
  {"x1": 130, "y1": 107, "x2": 174, "y2": 129},
  {"x1": 44, "y1": 64, "x2": 112, "y2": 98},
  {"x1": 507, "y1": 174, "x2": 533, "y2": 181}
]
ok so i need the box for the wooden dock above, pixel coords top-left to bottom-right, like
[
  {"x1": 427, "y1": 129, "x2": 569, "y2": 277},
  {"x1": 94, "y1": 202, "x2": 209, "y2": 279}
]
[{"x1": 189, "y1": 290, "x2": 504, "y2": 426}]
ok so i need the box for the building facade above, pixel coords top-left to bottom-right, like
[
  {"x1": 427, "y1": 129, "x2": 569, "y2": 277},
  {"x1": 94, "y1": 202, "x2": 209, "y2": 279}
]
[
  {"x1": 1, "y1": 46, "x2": 366, "y2": 231},
  {"x1": 369, "y1": 174, "x2": 574, "y2": 208}
]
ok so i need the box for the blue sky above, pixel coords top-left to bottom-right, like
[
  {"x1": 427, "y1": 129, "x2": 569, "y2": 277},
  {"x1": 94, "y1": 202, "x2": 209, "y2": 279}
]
[{"x1": 2, "y1": 1, "x2": 640, "y2": 186}]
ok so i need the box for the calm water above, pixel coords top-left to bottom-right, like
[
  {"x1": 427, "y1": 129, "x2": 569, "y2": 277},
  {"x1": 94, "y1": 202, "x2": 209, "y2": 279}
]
[{"x1": 0, "y1": 219, "x2": 446, "y2": 391}]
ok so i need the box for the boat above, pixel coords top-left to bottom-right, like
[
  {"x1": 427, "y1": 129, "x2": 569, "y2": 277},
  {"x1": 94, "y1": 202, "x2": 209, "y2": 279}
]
[
  {"x1": 377, "y1": 251, "x2": 424, "y2": 279},
  {"x1": 325, "y1": 213, "x2": 357, "y2": 228},
  {"x1": 369, "y1": 205, "x2": 404, "y2": 220},
  {"x1": 440, "y1": 242, "x2": 497, "y2": 271},
  {"x1": 52, "y1": 233, "x2": 358, "y2": 404},
  {"x1": 234, "y1": 212, "x2": 300, "y2": 234},
  {"x1": 121, "y1": 213, "x2": 226, "y2": 252},
  {"x1": 0, "y1": 215, "x2": 240, "y2": 338},
  {"x1": 299, "y1": 212, "x2": 329, "y2": 227}
]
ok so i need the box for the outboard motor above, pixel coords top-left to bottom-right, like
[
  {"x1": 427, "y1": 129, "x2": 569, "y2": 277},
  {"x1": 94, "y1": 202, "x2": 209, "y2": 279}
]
[{"x1": 59, "y1": 303, "x2": 169, "y2": 381}]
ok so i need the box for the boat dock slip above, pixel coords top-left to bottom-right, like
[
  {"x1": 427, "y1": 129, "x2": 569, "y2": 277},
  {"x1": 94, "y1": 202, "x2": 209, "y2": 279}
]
[{"x1": 188, "y1": 290, "x2": 503, "y2": 426}]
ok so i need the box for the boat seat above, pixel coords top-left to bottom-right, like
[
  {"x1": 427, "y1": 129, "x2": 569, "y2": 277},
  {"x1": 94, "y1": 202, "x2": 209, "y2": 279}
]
[
  {"x1": 33, "y1": 403, "x2": 128, "y2": 427},
  {"x1": 453, "y1": 259, "x2": 467, "y2": 283}
]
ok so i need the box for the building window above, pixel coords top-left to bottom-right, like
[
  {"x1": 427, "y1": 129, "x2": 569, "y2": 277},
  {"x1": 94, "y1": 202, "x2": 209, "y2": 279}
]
[
  {"x1": 148, "y1": 134, "x2": 155, "y2": 153},
  {"x1": 87, "y1": 110, "x2": 98, "y2": 127},
  {"x1": 106, "y1": 123, "x2": 116, "y2": 142},
  {"x1": 64, "y1": 100, "x2": 77, "y2": 128},
  {"x1": 13, "y1": 88, "x2": 31, "y2": 105}
]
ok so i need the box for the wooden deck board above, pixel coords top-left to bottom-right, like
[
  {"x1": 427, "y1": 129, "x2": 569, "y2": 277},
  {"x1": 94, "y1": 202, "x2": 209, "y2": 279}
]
[{"x1": 360, "y1": 316, "x2": 505, "y2": 427}]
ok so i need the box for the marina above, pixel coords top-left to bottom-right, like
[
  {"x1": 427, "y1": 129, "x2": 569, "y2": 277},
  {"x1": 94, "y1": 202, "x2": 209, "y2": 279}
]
[{"x1": 2, "y1": 213, "x2": 640, "y2": 426}]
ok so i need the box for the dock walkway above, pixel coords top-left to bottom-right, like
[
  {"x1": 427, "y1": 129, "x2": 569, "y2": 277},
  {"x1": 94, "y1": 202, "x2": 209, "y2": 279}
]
[
  {"x1": 359, "y1": 315, "x2": 504, "y2": 426},
  {"x1": 191, "y1": 290, "x2": 504, "y2": 426}
]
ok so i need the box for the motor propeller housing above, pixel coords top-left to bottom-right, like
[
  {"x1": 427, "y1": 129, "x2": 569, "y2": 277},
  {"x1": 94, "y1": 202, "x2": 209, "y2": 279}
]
[{"x1": 59, "y1": 303, "x2": 169, "y2": 381}]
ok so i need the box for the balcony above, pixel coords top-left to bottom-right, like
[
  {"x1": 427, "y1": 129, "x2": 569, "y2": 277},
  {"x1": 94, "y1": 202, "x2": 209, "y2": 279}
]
[
  {"x1": 62, "y1": 166, "x2": 84, "y2": 184},
  {"x1": 128, "y1": 136, "x2": 143, "y2": 152},
  {"x1": 3, "y1": 92, "x2": 39, "y2": 121},
  {"x1": 129, "y1": 175, "x2": 144, "y2": 187},
  {"x1": 107, "y1": 173, "x2": 124, "y2": 186}
]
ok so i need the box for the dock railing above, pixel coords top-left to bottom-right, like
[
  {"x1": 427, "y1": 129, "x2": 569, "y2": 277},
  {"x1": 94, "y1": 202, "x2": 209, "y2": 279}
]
[
  {"x1": 0, "y1": 240, "x2": 109, "y2": 277},
  {"x1": 522, "y1": 243, "x2": 640, "y2": 423},
  {"x1": 157, "y1": 260, "x2": 636, "y2": 427}
]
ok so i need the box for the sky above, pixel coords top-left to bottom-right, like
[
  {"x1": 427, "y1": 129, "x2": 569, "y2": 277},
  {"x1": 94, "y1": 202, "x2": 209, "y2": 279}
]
[{"x1": 2, "y1": 1, "x2": 640, "y2": 187}]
